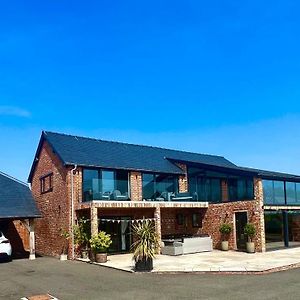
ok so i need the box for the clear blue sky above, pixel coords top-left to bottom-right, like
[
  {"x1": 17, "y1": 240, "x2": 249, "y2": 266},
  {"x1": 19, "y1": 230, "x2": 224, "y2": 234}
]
[{"x1": 1, "y1": 1, "x2": 300, "y2": 181}]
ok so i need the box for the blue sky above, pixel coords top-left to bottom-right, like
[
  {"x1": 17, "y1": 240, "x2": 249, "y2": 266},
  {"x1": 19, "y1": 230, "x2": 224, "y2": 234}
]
[{"x1": 1, "y1": 0, "x2": 300, "y2": 181}]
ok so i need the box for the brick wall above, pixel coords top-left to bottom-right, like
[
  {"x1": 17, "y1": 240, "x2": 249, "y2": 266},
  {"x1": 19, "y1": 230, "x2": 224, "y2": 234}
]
[{"x1": 31, "y1": 141, "x2": 70, "y2": 257}]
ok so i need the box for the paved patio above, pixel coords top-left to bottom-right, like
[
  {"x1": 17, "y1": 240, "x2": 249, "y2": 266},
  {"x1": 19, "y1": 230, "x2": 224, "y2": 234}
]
[{"x1": 83, "y1": 247, "x2": 300, "y2": 273}]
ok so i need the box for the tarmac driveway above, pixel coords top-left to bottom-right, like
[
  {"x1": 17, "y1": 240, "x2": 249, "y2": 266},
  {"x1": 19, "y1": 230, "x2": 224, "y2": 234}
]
[{"x1": 1, "y1": 257, "x2": 300, "y2": 300}]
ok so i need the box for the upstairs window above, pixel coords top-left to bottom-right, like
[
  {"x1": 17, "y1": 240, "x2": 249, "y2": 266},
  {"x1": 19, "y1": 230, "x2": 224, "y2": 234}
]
[{"x1": 40, "y1": 173, "x2": 53, "y2": 194}]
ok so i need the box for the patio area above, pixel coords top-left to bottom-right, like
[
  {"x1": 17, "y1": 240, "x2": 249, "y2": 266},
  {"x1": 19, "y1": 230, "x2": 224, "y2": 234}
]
[{"x1": 83, "y1": 247, "x2": 300, "y2": 273}]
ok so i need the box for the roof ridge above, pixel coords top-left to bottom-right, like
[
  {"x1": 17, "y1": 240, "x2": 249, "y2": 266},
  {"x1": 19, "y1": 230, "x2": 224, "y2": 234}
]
[
  {"x1": 0, "y1": 171, "x2": 29, "y2": 187},
  {"x1": 43, "y1": 130, "x2": 227, "y2": 159}
]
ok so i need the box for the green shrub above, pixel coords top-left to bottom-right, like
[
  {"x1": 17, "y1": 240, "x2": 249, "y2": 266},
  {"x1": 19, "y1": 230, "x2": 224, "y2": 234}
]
[
  {"x1": 244, "y1": 223, "x2": 256, "y2": 242},
  {"x1": 90, "y1": 231, "x2": 112, "y2": 253},
  {"x1": 73, "y1": 217, "x2": 91, "y2": 249}
]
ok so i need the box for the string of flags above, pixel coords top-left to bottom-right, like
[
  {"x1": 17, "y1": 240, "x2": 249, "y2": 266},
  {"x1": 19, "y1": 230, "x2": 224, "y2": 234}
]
[{"x1": 98, "y1": 217, "x2": 156, "y2": 224}]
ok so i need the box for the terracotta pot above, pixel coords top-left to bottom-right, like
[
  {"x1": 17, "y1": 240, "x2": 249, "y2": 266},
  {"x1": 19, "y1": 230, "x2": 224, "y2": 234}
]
[
  {"x1": 221, "y1": 241, "x2": 229, "y2": 251},
  {"x1": 95, "y1": 253, "x2": 107, "y2": 263}
]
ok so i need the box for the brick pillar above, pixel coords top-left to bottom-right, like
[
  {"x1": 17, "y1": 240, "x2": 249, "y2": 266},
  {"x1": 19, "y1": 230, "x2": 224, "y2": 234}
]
[
  {"x1": 90, "y1": 204, "x2": 98, "y2": 237},
  {"x1": 254, "y1": 177, "x2": 266, "y2": 252},
  {"x1": 176, "y1": 163, "x2": 188, "y2": 192},
  {"x1": 221, "y1": 180, "x2": 228, "y2": 202},
  {"x1": 130, "y1": 172, "x2": 142, "y2": 201},
  {"x1": 154, "y1": 206, "x2": 162, "y2": 254}
]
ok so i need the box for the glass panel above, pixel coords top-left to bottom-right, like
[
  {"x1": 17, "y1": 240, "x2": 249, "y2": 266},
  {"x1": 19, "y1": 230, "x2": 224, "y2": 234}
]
[
  {"x1": 228, "y1": 179, "x2": 238, "y2": 201},
  {"x1": 83, "y1": 169, "x2": 100, "y2": 201},
  {"x1": 102, "y1": 170, "x2": 115, "y2": 195},
  {"x1": 273, "y1": 181, "x2": 285, "y2": 204},
  {"x1": 142, "y1": 174, "x2": 155, "y2": 200},
  {"x1": 286, "y1": 182, "x2": 297, "y2": 205},
  {"x1": 288, "y1": 212, "x2": 300, "y2": 247},
  {"x1": 210, "y1": 179, "x2": 221, "y2": 202},
  {"x1": 246, "y1": 179, "x2": 254, "y2": 199},
  {"x1": 115, "y1": 170, "x2": 129, "y2": 195},
  {"x1": 237, "y1": 179, "x2": 246, "y2": 200},
  {"x1": 297, "y1": 183, "x2": 300, "y2": 203},
  {"x1": 263, "y1": 180, "x2": 274, "y2": 204},
  {"x1": 265, "y1": 211, "x2": 284, "y2": 250}
]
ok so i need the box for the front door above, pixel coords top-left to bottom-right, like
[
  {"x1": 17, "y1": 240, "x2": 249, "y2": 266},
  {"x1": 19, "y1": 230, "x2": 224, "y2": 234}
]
[
  {"x1": 235, "y1": 212, "x2": 248, "y2": 250},
  {"x1": 100, "y1": 216, "x2": 132, "y2": 253}
]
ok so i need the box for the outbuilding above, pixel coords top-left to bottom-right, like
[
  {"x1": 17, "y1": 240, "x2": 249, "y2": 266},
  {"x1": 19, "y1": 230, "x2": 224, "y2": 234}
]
[{"x1": 0, "y1": 171, "x2": 40, "y2": 259}]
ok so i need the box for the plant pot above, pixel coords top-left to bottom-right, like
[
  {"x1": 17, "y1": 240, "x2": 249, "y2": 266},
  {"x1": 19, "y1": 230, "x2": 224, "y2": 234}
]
[
  {"x1": 221, "y1": 241, "x2": 229, "y2": 251},
  {"x1": 60, "y1": 254, "x2": 68, "y2": 261},
  {"x1": 95, "y1": 253, "x2": 107, "y2": 263},
  {"x1": 81, "y1": 249, "x2": 89, "y2": 259},
  {"x1": 135, "y1": 257, "x2": 153, "y2": 272},
  {"x1": 246, "y1": 242, "x2": 255, "y2": 253}
]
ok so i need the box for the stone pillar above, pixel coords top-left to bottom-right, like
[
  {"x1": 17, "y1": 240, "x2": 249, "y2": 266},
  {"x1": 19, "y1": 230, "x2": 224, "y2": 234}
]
[
  {"x1": 29, "y1": 219, "x2": 36, "y2": 260},
  {"x1": 154, "y1": 206, "x2": 162, "y2": 254},
  {"x1": 254, "y1": 177, "x2": 266, "y2": 252},
  {"x1": 90, "y1": 204, "x2": 98, "y2": 237}
]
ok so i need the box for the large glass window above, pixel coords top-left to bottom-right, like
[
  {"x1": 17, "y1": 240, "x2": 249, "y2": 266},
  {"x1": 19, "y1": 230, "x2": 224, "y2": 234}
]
[
  {"x1": 286, "y1": 182, "x2": 297, "y2": 204},
  {"x1": 228, "y1": 178, "x2": 253, "y2": 201},
  {"x1": 263, "y1": 180, "x2": 286, "y2": 205},
  {"x1": 142, "y1": 173, "x2": 178, "y2": 200},
  {"x1": 83, "y1": 168, "x2": 129, "y2": 201}
]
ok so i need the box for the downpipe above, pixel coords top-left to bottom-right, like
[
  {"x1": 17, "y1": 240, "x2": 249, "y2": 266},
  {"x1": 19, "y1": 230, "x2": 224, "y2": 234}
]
[{"x1": 71, "y1": 164, "x2": 77, "y2": 259}]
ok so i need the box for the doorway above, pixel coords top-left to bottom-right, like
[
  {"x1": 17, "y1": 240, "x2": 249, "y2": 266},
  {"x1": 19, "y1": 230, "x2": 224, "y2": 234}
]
[
  {"x1": 235, "y1": 212, "x2": 248, "y2": 250},
  {"x1": 99, "y1": 216, "x2": 132, "y2": 253}
]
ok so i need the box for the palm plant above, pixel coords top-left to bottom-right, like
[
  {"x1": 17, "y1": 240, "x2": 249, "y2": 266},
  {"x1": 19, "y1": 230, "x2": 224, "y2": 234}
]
[{"x1": 131, "y1": 219, "x2": 159, "y2": 271}]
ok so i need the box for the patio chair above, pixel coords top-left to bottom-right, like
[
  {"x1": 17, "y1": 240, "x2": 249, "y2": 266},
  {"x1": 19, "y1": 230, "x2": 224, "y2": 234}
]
[{"x1": 111, "y1": 190, "x2": 128, "y2": 200}]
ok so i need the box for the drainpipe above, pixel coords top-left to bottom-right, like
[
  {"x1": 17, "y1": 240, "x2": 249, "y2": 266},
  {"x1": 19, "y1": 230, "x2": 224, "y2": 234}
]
[{"x1": 71, "y1": 164, "x2": 78, "y2": 259}]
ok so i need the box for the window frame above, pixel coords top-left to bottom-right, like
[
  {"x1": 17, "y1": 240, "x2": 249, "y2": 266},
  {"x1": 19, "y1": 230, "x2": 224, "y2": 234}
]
[{"x1": 40, "y1": 172, "x2": 53, "y2": 194}]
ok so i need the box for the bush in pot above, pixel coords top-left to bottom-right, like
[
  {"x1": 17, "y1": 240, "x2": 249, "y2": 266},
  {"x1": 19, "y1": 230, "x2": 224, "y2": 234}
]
[
  {"x1": 90, "y1": 231, "x2": 112, "y2": 263},
  {"x1": 73, "y1": 217, "x2": 91, "y2": 259},
  {"x1": 244, "y1": 223, "x2": 256, "y2": 253},
  {"x1": 219, "y1": 223, "x2": 232, "y2": 251},
  {"x1": 131, "y1": 220, "x2": 159, "y2": 272},
  {"x1": 60, "y1": 229, "x2": 70, "y2": 261}
]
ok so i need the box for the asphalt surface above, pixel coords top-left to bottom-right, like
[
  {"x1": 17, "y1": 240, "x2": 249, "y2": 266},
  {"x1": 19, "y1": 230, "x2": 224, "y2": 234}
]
[{"x1": 1, "y1": 257, "x2": 300, "y2": 300}]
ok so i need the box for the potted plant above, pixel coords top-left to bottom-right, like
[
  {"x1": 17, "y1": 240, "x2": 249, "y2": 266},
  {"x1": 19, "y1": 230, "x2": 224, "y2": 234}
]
[
  {"x1": 73, "y1": 217, "x2": 91, "y2": 259},
  {"x1": 244, "y1": 223, "x2": 256, "y2": 253},
  {"x1": 90, "y1": 231, "x2": 112, "y2": 263},
  {"x1": 131, "y1": 220, "x2": 159, "y2": 272},
  {"x1": 219, "y1": 223, "x2": 232, "y2": 251},
  {"x1": 60, "y1": 229, "x2": 70, "y2": 261}
]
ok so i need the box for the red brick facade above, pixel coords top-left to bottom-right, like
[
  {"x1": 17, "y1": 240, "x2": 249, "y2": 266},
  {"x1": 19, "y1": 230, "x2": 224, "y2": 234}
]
[
  {"x1": 31, "y1": 141, "x2": 70, "y2": 257},
  {"x1": 30, "y1": 143, "x2": 266, "y2": 256}
]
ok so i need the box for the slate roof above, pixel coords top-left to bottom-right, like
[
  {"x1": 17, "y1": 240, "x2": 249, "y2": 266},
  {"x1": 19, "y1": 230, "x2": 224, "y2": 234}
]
[
  {"x1": 0, "y1": 171, "x2": 41, "y2": 219},
  {"x1": 28, "y1": 131, "x2": 300, "y2": 183},
  {"x1": 238, "y1": 167, "x2": 300, "y2": 182},
  {"x1": 28, "y1": 131, "x2": 237, "y2": 182}
]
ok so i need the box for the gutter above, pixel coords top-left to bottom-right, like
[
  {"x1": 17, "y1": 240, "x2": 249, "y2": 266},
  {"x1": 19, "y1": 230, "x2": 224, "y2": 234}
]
[{"x1": 71, "y1": 164, "x2": 77, "y2": 259}]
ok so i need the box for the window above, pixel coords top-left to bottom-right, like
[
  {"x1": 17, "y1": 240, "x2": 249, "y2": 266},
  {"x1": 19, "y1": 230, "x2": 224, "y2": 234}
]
[
  {"x1": 262, "y1": 180, "x2": 285, "y2": 205},
  {"x1": 192, "y1": 213, "x2": 202, "y2": 228},
  {"x1": 228, "y1": 178, "x2": 253, "y2": 201},
  {"x1": 176, "y1": 213, "x2": 184, "y2": 225},
  {"x1": 82, "y1": 168, "x2": 129, "y2": 201},
  {"x1": 40, "y1": 173, "x2": 53, "y2": 194},
  {"x1": 142, "y1": 173, "x2": 178, "y2": 200},
  {"x1": 286, "y1": 182, "x2": 297, "y2": 204}
]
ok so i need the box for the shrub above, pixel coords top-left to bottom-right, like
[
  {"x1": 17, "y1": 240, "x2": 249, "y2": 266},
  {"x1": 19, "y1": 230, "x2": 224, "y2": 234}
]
[
  {"x1": 90, "y1": 231, "x2": 112, "y2": 253},
  {"x1": 219, "y1": 223, "x2": 232, "y2": 241},
  {"x1": 244, "y1": 223, "x2": 256, "y2": 242}
]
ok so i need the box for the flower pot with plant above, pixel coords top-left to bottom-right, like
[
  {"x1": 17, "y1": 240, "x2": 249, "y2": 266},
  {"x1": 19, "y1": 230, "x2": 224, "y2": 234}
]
[
  {"x1": 73, "y1": 217, "x2": 91, "y2": 259},
  {"x1": 131, "y1": 219, "x2": 159, "y2": 272},
  {"x1": 244, "y1": 223, "x2": 256, "y2": 253},
  {"x1": 90, "y1": 231, "x2": 112, "y2": 263},
  {"x1": 219, "y1": 223, "x2": 232, "y2": 251},
  {"x1": 60, "y1": 229, "x2": 70, "y2": 261}
]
